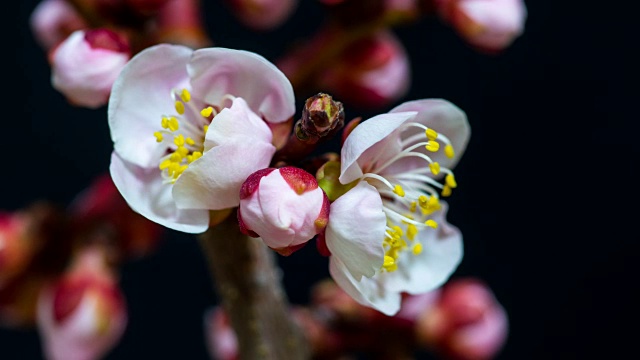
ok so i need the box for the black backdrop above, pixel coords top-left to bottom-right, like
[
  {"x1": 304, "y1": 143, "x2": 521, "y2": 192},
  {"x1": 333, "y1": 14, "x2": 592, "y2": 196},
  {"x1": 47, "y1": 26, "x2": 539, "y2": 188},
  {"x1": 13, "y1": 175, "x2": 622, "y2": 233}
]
[{"x1": 2, "y1": 1, "x2": 639, "y2": 359}]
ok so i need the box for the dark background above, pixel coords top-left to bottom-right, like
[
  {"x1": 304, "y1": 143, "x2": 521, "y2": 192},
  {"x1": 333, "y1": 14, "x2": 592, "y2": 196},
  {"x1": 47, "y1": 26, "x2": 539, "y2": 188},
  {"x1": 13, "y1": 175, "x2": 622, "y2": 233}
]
[{"x1": 3, "y1": 0, "x2": 638, "y2": 359}]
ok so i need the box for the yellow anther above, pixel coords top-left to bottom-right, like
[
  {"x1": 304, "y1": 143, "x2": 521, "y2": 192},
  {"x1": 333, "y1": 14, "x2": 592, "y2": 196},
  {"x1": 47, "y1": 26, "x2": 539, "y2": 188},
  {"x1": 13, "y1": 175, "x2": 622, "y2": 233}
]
[
  {"x1": 412, "y1": 243, "x2": 423, "y2": 255},
  {"x1": 409, "y1": 201, "x2": 417, "y2": 213},
  {"x1": 425, "y1": 219, "x2": 438, "y2": 229},
  {"x1": 203, "y1": 125, "x2": 209, "y2": 133},
  {"x1": 175, "y1": 101, "x2": 185, "y2": 115},
  {"x1": 170, "y1": 153, "x2": 182, "y2": 162},
  {"x1": 187, "y1": 151, "x2": 202, "y2": 163},
  {"x1": 159, "y1": 159, "x2": 172, "y2": 170},
  {"x1": 177, "y1": 146, "x2": 189, "y2": 157},
  {"x1": 393, "y1": 184, "x2": 405, "y2": 197},
  {"x1": 201, "y1": 106, "x2": 213, "y2": 117},
  {"x1": 425, "y1": 128, "x2": 438, "y2": 141},
  {"x1": 161, "y1": 117, "x2": 169, "y2": 129},
  {"x1": 425, "y1": 140, "x2": 440, "y2": 152},
  {"x1": 153, "y1": 131, "x2": 164, "y2": 142},
  {"x1": 418, "y1": 195, "x2": 429, "y2": 208},
  {"x1": 444, "y1": 144, "x2": 455, "y2": 159},
  {"x1": 180, "y1": 89, "x2": 191, "y2": 103},
  {"x1": 174, "y1": 134, "x2": 185, "y2": 146},
  {"x1": 168, "y1": 162, "x2": 180, "y2": 176},
  {"x1": 168, "y1": 117, "x2": 179, "y2": 132},
  {"x1": 407, "y1": 224, "x2": 418, "y2": 241},
  {"x1": 383, "y1": 256, "x2": 395, "y2": 268},
  {"x1": 445, "y1": 174, "x2": 457, "y2": 188},
  {"x1": 442, "y1": 185, "x2": 452, "y2": 197},
  {"x1": 186, "y1": 137, "x2": 195, "y2": 146},
  {"x1": 392, "y1": 225, "x2": 403, "y2": 237},
  {"x1": 427, "y1": 196, "x2": 440, "y2": 209},
  {"x1": 429, "y1": 162, "x2": 441, "y2": 175}
]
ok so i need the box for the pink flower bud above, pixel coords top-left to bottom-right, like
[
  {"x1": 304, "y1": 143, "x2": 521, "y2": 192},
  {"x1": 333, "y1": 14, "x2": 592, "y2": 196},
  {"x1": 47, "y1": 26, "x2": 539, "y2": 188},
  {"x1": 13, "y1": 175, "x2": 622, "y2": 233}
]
[
  {"x1": 436, "y1": 0, "x2": 527, "y2": 52},
  {"x1": 204, "y1": 307, "x2": 239, "y2": 360},
  {"x1": 317, "y1": 30, "x2": 410, "y2": 109},
  {"x1": 37, "y1": 247, "x2": 127, "y2": 360},
  {"x1": 238, "y1": 167, "x2": 330, "y2": 256},
  {"x1": 416, "y1": 278, "x2": 508, "y2": 360},
  {"x1": 29, "y1": 0, "x2": 87, "y2": 50},
  {"x1": 50, "y1": 29, "x2": 131, "y2": 109},
  {"x1": 224, "y1": 0, "x2": 298, "y2": 30}
]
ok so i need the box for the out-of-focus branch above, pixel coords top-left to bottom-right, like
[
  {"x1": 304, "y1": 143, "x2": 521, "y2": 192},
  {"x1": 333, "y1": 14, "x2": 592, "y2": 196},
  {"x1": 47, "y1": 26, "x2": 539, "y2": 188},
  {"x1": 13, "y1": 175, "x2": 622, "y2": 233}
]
[{"x1": 198, "y1": 213, "x2": 310, "y2": 360}]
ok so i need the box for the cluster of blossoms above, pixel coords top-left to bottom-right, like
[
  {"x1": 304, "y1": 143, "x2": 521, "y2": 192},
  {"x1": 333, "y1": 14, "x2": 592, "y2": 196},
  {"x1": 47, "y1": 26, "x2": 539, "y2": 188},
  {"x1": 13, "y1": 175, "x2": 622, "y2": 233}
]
[{"x1": 108, "y1": 43, "x2": 470, "y2": 316}]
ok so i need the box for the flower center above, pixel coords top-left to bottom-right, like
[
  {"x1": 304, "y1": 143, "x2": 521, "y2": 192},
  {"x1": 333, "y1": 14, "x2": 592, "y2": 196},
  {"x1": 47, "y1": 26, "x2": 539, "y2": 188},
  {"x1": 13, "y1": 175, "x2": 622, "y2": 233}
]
[
  {"x1": 361, "y1": 122, "x2": 458, "y2": 272},
  {"x1": 152, "y1": 88, "x2": 220, "y2": 184}
]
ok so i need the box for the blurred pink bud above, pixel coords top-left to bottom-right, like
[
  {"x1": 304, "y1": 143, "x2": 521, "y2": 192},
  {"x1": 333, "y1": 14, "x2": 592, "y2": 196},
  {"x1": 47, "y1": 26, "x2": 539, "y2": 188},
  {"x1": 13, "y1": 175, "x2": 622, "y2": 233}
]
[
  {"x1": 37, "y1": 248, "x2": 127, "y2": 360},
  {"x1": 125, "y1": 0, "x2": 171, "y2": 15},
  {"x1": 318, "y1": 30, "x2": 410, "y2": 109},
  {"x1": 416, "y1": 278, "x2": 508, "y2": 360},
  {"x1": 204, "y1": 307, "x2": 239, "y2": 360},
  {"x1": 29, "y1": 0, "x2": 87, "y2": 50},
  {"x1": 238, "y1": 167, "x2": 330, "y2": 256},
  {"x1": 224, "y1": 0, "x2": 298, "y2": 30},
  {"x1": 436, "y1": 0, "x2": 527, "y2": 52},
  {"x1": 68, "y1": 174, "x2": 164, "y2": 259},
  {"x1": 0, "y1": 212, "x2": 33, "y2": 288},
  {"x1": 50, "y1": 29, "x2": 131, "y2": 109}
]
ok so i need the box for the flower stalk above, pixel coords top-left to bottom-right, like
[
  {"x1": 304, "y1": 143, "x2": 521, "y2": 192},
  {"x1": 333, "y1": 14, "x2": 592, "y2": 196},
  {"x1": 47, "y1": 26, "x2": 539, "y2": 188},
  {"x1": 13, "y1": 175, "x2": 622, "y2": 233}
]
[{"x1": 198, "y1": 214, "x2": 310, "y2": 360}]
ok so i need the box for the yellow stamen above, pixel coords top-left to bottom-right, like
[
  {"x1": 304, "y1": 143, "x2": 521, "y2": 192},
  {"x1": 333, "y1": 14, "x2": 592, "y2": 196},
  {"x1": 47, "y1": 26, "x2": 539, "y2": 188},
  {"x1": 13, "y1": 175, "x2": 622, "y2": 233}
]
[
  {"x1": 176, "y1": 146, "x2": 189, "y2": 157},
  {"x1": 161, "y1": 117, "x2": 169, "y2": 129},
  {"x1": 442, "y1": 185, "x2": 452, "y2": 197},
  {"x1": 383, "y1": 256, "x2": 395, "y2": 268},
  {"x1": 409, "y1": 201, "x2": 417, "y2": 213},
  {"x1": 180, "y1": 89, "x2": 191, "y2": 102},
  {"x1": 425, "y1": 140, "x2": 440, "y2": 152},
  {"x1": 407, "y1": 224, "x2": 418, "y2": 241},
  {"x1": 425, "y1": 219, "x2": 438, "y2": 229},
  {"x1": 186, "y1": 137, "x2": 195, "y2": 146},
  {"x1": 153, "y1": 131, "x2": 163, "y2": 142},
  {"x1": 412, "y1": 243, "x2": 423, "y2": 255},
  {"x1": 175, "y1": 101, "x2": 185, "y2": 115},
  {"x1": 174, "y1": 134, "x2": 185, "y2": 146},
  {"x1": 444, "y1": 144, "x2": 455, "y2": 159},
  {"x1": 201, "y1": 106, "x2": 213, "y2": 117},
  {"x1": 203, "y1": 125, "x2": 209, "y2": 133},
  {"x1": 168, "y1": 117, "x2": 179, "y2": 132},
  {"x1": 445, "y1": 174, "x2": 457, "y2": 188},
  {"x1": 393, "y1": 184, "x2": 405, "y2": 197},
  {"x1": 159, "y1": 159, "x2": 171, "y2": 170},
  {"x1": 429, "y1": 162, "x2": 440, "y2": 175},
  {"x1": 425, "y1": 128, "x2": 438, "y2": 141}
]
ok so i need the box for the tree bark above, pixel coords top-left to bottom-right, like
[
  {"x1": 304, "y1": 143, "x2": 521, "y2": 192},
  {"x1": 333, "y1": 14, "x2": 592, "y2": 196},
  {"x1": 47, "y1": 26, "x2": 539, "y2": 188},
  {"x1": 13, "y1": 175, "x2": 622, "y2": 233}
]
[{"x1": 198, "y1": 214, "x2": 310, "y2": 360}]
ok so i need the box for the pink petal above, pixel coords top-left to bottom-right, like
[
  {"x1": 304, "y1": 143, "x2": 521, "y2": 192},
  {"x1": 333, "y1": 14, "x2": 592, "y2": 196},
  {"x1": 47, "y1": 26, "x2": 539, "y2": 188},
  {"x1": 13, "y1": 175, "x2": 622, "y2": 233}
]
[
  {"x1": 188, "y1": 48, "x2": 295, "y2": 123},
  {"x1": 339, "y1": 111, "x2": 417, "y2": 184},
  {"x1": 109, "y1": 152, "x2": 209, "y2": 233},
  {"x1": 325, "y1": 181, "x2": 386, "y2": 280},
  {"x1": 172, "y1": 138, "x2": 276, "y2": 210},
  {"x1": 389, "y1": 99, "x2": 470, "y2": 171},
  {"x1": 383, "y1": 202, "x2": 463, "y2": 294},
  {"x1": 109, "y1": 44, "x2": 192, "y2": 168},
  {"x1": 329, "y1": 256, "x2": 401, "y2": 316},
  {"x1": 204, "y1": 97, "x2": 272, "y2": 151}
]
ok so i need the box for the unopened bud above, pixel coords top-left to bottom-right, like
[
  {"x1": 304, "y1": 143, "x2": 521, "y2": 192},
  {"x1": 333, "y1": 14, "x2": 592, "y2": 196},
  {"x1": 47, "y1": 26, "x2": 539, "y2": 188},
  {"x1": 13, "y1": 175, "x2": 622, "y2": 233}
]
[
  {"x1": 204, "y1": 307, "x2": 239, "y2": 360},
  {"x1": 436, "y1": 0, "x2": 527, "y2": 52},
  {"x1": 416, "y1": 278, "x2": 508, "y2": 360},
  {"x1": 37, "y1": 247, "x2": 127, "y2": 360},
  {"x1": 223, "y1": 0, "x2": 298, "y2": 30},
  {"x1": 300, "y1": 93, "x2": 345, "y2": 140},
  {"x1": 317, "y1": 30, "x2": 410, "y2": 109},
  {"x1": 238, "y1": 167, "x2": 330, "y2": 256},
  {"x1": 51, "y1": 29, "x2": 131, "y2": 109},
  {"x1": 29, "y1": 0, "x2": 87, "y2": 50}
]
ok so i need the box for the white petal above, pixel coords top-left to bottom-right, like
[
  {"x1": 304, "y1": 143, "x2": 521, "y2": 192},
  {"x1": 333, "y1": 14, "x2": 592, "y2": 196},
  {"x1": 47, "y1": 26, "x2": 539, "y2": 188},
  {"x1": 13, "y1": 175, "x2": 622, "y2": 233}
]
[
  {"x1": 109, "y1": 152, "x2": 209, "y2": 233},
  {"x1": 204, "y1": 97, "x2": 272, "y2": 150},
  {"x1": 172, "y1": 138, "x2": 276, "y2": 210},
  {"x1": 325, "y1": 181, "x2": 386, "y2": 280},
  {"x1": 390, "y1": 99, "x2": 470, "y2": 171},
  {"x1": 188, "y1": 48, "x2": 295, "y2": 123},
  {"x1": 339, "y1": 111, "x2": 417, "y2": 184},
  {"x1": 383, "y1": 202, "x2": 463, "y2": 294},
  {"x1": 329, "y1": 256, "x2": 401, "y2": 316},
  {"x1": 109, "y1": 44, "x2": 192, "y2": 168}
]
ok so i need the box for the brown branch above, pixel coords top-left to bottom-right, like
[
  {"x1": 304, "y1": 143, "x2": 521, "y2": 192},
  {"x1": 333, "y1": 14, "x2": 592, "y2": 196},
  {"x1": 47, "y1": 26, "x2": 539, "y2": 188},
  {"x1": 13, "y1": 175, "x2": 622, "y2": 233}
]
[{"x1": 198, "y1": 213, "x2": 310, "y2": 360}]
